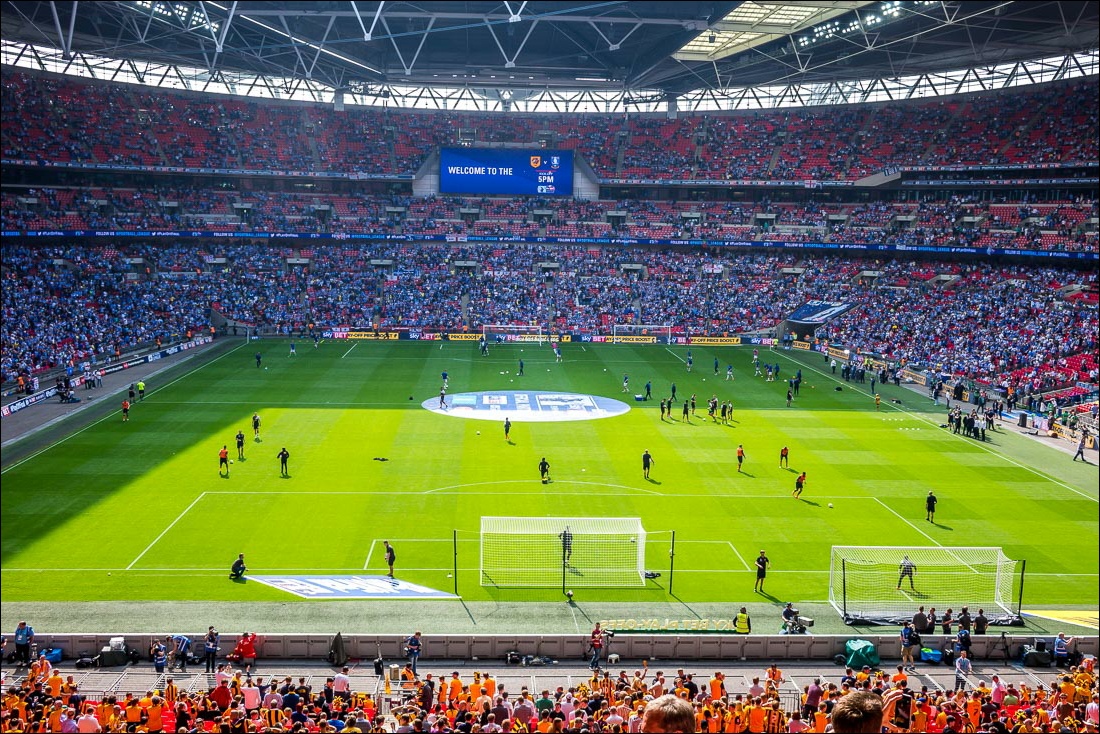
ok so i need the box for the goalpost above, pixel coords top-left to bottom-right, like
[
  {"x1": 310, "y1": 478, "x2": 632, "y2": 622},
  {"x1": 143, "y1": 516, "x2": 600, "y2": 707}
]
[
  {"x1": 482, "y1": 324, "x2": 545, "y2": 344},
  {"x1": 829, "y1": 546, "x2": 1024, "y2": 626},
  {"x1": 480, "y1": 517, "x2": 646, "y2": 588},
  {"x1": 611, "y1": 324, "x2": 672, "y2": 344}
]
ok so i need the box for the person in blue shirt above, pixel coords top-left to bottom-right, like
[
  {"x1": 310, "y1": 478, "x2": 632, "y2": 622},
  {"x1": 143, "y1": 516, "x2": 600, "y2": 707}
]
[
  {"x1": 405, "y1": 631, "x2": 423, "y2": 674},
  {"x1": 167, "y1": 634, "x2": 192, "y2": 672},
  {"x1": 13, "y1": 621, "x2": 34, "y2": 666},
  {"x1": 714, "y1": 357, "x2": 720, "y2": 376},
  {"x1": 644, "y1": 381, "x2": 652, "y2": 400},
  {"x1": 152, "y1": 642, "x2": 168, "y2": 674},
  {"x1": 203, "y1": 627, "x2": 220, "y2": 673},
  {"x1": 1053, "y1": 632, "x2": 1075, "y2": 667}
]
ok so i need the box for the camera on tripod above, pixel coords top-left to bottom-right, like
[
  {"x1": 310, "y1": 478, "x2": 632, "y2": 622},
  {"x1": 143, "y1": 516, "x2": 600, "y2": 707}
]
[{"x1": 782, "y1": 606, "x2": 814, "y2": 635}]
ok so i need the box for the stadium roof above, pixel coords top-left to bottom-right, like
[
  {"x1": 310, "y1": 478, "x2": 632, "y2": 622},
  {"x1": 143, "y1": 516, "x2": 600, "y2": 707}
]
[{"x1": 1, "y1": 0, "x2": 1097, "y2": 99}]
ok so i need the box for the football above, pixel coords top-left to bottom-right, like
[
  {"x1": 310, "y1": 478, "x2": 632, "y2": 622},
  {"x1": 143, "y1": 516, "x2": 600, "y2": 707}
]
[
  {"x1": 229, "y1": 460, "x2": 234, "y2": 464},
  {"x1": 476, "y1": 431, "x2": 481, "y2": 435},
  {"x1": 828, "y1": 503, "x2": 834, "y2": 508}
]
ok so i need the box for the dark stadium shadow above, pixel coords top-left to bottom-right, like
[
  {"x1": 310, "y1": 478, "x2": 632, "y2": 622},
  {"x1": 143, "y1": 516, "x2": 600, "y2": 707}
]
[
  {"x1": 570, "y1": 602, "x2": 594, "y2": 624},
  {"x1": 798, "y1": 499, "x2": 821, "y2": 507}
]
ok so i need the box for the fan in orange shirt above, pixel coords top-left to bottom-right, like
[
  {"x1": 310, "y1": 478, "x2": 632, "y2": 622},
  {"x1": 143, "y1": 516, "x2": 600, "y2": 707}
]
[{"x1": 446, "y1": 672, "x2": 463, "y2": 704}]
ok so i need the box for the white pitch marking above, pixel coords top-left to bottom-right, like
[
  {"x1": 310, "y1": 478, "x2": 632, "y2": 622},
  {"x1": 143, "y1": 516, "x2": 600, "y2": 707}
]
[
  {"x1": 127, "y1": 493, "x2": 207, "y2": 570},
  {"x1": 363, "y1": 539, "x2": 377, "y2": 570},
  {"x1": 727, "y1": 541, "x2": 752, "y2": 571}
]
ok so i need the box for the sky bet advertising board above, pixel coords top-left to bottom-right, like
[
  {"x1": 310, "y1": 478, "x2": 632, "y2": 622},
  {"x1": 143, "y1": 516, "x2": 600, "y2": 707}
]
[{"x1": 439, "y1": 148, "x2": 573, "y2": 196}]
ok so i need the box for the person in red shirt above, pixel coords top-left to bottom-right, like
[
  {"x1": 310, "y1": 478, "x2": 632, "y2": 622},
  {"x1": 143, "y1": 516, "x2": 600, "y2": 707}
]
[
  {"x1": 232, "y1": 633, "x2": 258, "y2": 673},
  {"x1": 210, "y1": 680, "x2": 233, "y2": 712}
]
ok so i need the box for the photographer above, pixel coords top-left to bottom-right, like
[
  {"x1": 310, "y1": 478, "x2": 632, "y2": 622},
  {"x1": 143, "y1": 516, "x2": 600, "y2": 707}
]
[{"x1": 588, "y1": 623, "x2": 611, "y2": 670}]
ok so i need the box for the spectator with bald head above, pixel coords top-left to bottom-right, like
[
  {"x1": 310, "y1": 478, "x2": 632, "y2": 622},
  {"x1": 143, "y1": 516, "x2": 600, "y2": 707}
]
[{"x1": 641, "y1": 693, "x2": 696, "y2": 733}]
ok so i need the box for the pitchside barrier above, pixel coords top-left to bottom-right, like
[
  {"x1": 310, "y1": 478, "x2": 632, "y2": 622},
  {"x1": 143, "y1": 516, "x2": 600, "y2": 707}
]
[{"x1": 26, "y1": 633, "x2": 1098, "y2": 665}]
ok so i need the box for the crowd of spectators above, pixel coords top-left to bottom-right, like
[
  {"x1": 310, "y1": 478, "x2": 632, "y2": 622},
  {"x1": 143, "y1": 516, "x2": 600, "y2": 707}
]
[
  {"x1": 2, "y1": 646, "x2": 1097, "y2": 732},
  {"x1": 3, "y1": 187, "x2": 1097, "y2": 254},
  {"x1": 3, "y1": 71, "x2": 1096, "y2": 180},
  {"x1": 3, "y1": 243, "x2": 1095, "y2": 397}
]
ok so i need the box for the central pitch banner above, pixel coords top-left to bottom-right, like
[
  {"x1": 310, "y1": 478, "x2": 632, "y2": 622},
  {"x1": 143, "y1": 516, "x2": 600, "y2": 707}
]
[{"x1": 439, "y1": 148, "x2": 574, "y2": 196}]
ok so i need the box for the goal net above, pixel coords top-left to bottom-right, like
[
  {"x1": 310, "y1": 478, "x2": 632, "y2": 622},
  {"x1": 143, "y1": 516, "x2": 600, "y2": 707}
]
[
  {"x1": 482, "y1": 324, "x2": 545, "y2": 344},
  {"x1": 480, "y1": 517, "x2": 646, "y2": 588},
  {"x1": 611, "y1": 324, "x2": 672, "y2": 344},
  {"x1": 829, "y1": 546, "x2": 1022, "y2": 625}
]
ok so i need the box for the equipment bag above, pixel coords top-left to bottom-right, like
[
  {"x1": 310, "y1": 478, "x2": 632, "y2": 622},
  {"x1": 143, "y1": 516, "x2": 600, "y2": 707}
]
[{"x1": 919, "y1": 647, "x2": 943, "y2": 664}]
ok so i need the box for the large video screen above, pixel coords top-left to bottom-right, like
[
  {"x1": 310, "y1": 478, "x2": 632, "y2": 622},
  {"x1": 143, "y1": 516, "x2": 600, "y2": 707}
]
[{"x1": 439, "y1": 148, "x2": 574, "y2": 196}]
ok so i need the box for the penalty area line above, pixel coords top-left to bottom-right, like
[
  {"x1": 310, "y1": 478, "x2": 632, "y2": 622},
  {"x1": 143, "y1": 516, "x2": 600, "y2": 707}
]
[
  {"x1": 127, "y1": 492, "x2": 207, "y2": 570},
  {"x1": 727, "y1": 541, "x2": 752, "y2": 571},
  {"x1": 665, "y1": 348, "x2": 685, "y2": 363},
  {"x1": 872, "y1": 497, "x2": 978, "y2": 573},
  {"x1": 364, "y1": 539, "x2": 377, "y2": 570},
  {"x1": 341, "y1": 342, "x2": 358, "y2": 359}
]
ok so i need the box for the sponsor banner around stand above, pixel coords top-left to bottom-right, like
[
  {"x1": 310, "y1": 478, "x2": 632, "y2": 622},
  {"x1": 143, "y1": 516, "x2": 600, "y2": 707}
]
[
  {"x1": 674, "y1": 337, "x2": 740, "y2": 346},
  {"x1": 249, "y1": 575, "x2": 457, "y2": 600},
  {"x1": 4, "y1": 225, "x2": 1094, "y2": 262},
  {"x1": 346, "y1": 331, "x2": 400, "y2": 340}
]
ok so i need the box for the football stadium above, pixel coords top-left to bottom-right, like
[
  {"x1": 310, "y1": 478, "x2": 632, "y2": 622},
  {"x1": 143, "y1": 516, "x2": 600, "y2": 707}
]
[{"x1": 1, "y1": 1, "x2": 1098, "y2": 731}]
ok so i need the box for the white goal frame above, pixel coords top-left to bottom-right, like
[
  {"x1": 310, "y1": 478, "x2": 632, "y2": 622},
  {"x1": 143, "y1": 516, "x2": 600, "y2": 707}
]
[
  {"x1": 611, "y1": 324, "x2": 672, "y2": 344},
  {"x1": 480, "y1": 517, "x2": 646, "y2": 588},
  {"x1": 482, "y1": 324, "x2": 545, "y2": 344},
  {"x1": 829, "y1": 545, "x2": 1023, "y2": 626}
]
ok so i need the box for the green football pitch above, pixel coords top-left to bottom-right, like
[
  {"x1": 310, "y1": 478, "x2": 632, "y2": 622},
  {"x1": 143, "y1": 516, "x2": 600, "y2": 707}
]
[{"x1": 2, "y1": 339, "x2": 1097, "y2": 627}]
